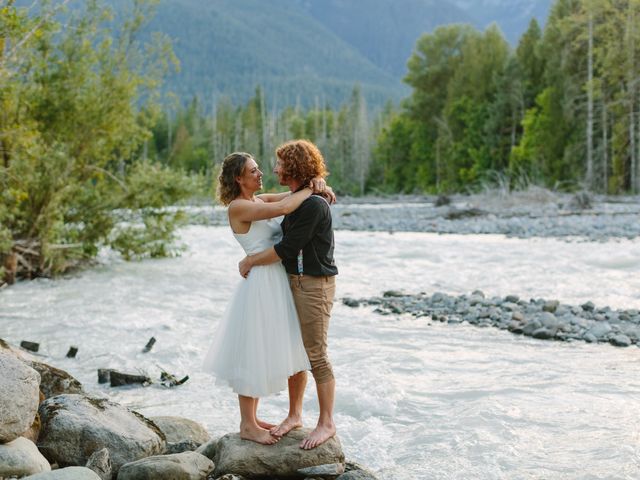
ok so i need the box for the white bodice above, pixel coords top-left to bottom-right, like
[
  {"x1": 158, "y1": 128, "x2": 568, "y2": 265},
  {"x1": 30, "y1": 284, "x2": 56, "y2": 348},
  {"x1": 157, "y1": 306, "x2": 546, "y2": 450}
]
[{"x1": 233, "y1": 217, "x2": 283, "y2": 255}]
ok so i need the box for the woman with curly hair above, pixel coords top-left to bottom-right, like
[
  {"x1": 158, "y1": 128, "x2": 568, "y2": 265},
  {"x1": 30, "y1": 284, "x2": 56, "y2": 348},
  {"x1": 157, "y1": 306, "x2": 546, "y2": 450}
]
[{"x1": 203, "y1": 151, "x2": 332, "y2": 445}]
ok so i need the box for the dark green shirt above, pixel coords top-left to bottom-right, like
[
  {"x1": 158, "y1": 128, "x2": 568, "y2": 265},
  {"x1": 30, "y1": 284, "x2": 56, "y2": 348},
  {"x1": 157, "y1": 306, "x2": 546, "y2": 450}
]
[{"x1": 273, "y1": 194, "x2": 338, "y2": 277}]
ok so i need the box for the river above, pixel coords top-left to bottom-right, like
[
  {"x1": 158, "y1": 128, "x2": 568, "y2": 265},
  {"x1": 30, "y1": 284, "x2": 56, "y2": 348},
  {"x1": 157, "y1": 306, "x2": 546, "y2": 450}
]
[{"x1": 1, "y1": 226, "x2": 639, "y2": 479}]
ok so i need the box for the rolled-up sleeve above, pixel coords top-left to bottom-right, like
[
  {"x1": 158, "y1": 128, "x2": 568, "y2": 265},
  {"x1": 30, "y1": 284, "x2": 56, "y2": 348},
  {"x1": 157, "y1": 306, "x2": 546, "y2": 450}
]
[{"x1": 273, "y1": 200, "x2": 322, "y2": 260}]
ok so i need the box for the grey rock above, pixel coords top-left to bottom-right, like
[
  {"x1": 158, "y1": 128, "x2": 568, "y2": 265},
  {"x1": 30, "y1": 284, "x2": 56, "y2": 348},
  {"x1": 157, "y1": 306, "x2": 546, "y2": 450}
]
[
  {"x1": 0, "y1": 352, "x2": 41, "y2": 442},
  {"x1": 85, "y1": 447, "x2": 111, "y2": 480},
  {"x1": 583, "y1": 332, "x2": 598, "y2": 343},
  {"x1": 582, "y1": 301, "x2": 596, "y2": 312},
  {"x1": 0, "y1": 437, "x2": 51, "y2": 478},
  {"x1": 382, "y1": 290, "x2": 404, "y2": 297},
  {"x1": 214, "y1": 475, "x2": 247, "y2": 480},
  {"x1": 522, "y1": 320, "x2": 542, "y2": 336},
  {"x1": 587, "y1": 322, "x2": 612, "y2": 339},
  {"x1": 542, "y1": 300, "x2": 560, "y2": 313},
  {"x1": 151, "y1": 416, "x2": 210, "y2": 446},
  {"x1": 167, "y1": 439, "x2": 201, "y2": 454},
  {"x1": 298, "y1": 462, "x2": 345, "y2": 479},
  {"x1": 337, "y1": 467, "x2": 379, "y2": 480},
  {"x1": 117, "y1": 451, "x2": 214, "y2": 480},
  {"x1": 532, "y1": 327, "x2": 557, "y2": 340},
  {"x1": 538, "y1": 312, "x2": 559, "y2": 329},
  {"x1": 38, "y1": 394, "x2": 165, "y2": 474},
  {"x1": 342, "y1": 298, "x2": 360, "y2": 308},
  {"x1": 195, "y1": 437, "x2": 219, "y2": 460},
  {"x1": 213, "y1": 428, "x2": 344, "y2": 478},
  {"x1": 511, "y1": 311, "x2": 525, "y2": 322},
  {"x1": 24, "y1": 466, "x2": 101, "y2": 480},
  {"x1": 30, "y1": 361, "x2": 83, "y2": 399},
  {"x1": 505, "y1": 295, "x2": 520, "y2": 303},
  {"x1": 609, "y1": 334, "x2": 632, "y2": 347}
]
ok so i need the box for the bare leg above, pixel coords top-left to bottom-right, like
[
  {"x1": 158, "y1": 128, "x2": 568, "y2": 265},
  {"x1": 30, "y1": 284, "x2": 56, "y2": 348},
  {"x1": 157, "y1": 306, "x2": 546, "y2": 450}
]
[
  {"x1": 253, "y1": 398, "x2": 276, "y2": 430},
  {"x1": 239, "y1": 395, "x2": 278, "y2": 445},
  {"x1": 271, "y1": 371, "x2": 307, "y2": 437},
  {"x1": 300, "y1": 379, "x2": 336, "y2": 450}
]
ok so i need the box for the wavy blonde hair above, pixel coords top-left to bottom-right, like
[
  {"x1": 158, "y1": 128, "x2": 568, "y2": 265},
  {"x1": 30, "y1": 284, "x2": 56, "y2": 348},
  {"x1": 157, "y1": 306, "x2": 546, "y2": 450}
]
[
  {"x1": 217, "y1": 152, "x2": 252, "y2": 206},
  {"x1": 276, "y1": 140, "x2": 328, "y2": 184}
]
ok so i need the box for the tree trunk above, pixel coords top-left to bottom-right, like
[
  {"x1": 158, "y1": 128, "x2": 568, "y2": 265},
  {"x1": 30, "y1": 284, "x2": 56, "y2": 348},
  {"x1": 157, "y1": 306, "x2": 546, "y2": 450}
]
[
  {"x1": 602, "y1": 98, "x2": 608, "y2": 193},
  {"x1": 586, "y1": 10, "x2": 594, "y2": 190},
  {"x1": 628, "y1": 4, "x2": 637, "y2": 192}
]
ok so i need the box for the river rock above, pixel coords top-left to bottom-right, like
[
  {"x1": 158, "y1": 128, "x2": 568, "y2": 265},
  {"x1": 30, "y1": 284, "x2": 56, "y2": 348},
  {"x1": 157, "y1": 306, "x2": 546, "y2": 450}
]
[
  {"x1": 38, "y1": 394, "x2": 165, "y2": 473},
  {"x1": 0, "y1": 437, "x2": 51, "y2": 478},
  {"x1": 85, "y1": 447, "x2": 111, "y2": 480},
  {"x1": 609, "y1": 334, "x2": 632, "y2": 347},
  {"x1": 213, "y1": 428, "x2": 344, "y2": 478},
  {"x1": 116, "y1": 451, "x2": 214, "y2": 480},
  {"x1": 542, "y1": 300, "x2": 559, "y2": 313},
  {"x1": 24, "y1": 466, "x2": 102, "y2": 479},
  {"x1": 587, "y1": 322, "x2": 612, "y2": 340},
  {"x1": 30, "y1": 361, "x2": 83, "y2": 399},
  {"x1": 0, "y1": 352, "x2": 41, "y2": 443},
  {"x1": 195, "y1": 437, "x2": 219, "y2": 459},
  {"x1": 150, "y1": 416, "x2": 210, "y2": 448}
]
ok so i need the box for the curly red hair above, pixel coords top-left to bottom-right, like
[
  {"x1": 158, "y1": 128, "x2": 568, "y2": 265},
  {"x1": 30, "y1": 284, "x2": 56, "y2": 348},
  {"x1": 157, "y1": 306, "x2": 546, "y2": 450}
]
[{"x1": 275, "y1": 140, "x2": 328, "y2": 184}]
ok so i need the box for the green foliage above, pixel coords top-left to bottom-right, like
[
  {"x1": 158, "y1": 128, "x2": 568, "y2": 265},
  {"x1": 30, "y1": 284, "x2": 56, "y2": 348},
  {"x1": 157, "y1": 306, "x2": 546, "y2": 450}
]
[
  {"x1": 0, "y1": 0, "x2": 195, "y2": 281},
  {"x1": 373, "y1": 0, "x2": 640, "y2": 194}
]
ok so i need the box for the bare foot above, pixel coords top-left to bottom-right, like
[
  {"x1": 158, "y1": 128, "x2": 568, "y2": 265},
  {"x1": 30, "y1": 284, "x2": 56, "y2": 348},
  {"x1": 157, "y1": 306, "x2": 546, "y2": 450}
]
[
  {"x1": 270, "y1": 415, "x2": 303, "y2": 437},
  {"x1": 300, "y1": 423, "x2": 336, "y2": 450},
  {"x1": 240, "y1": 424, "x2": 279, "y2": 445},
  {"x1": 257, "y1": 418, "x2": 276, "y2": 430}
]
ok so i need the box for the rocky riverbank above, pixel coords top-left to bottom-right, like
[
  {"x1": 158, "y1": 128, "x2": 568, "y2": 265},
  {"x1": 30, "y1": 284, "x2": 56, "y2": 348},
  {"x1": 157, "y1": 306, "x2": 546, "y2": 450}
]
[
  {"x1": 343, "y1": 290, "x2": 640, "y2": 348},
  {"x1": 0, "y1": 340, "x2": 377, "y2": 480},
  {"x1": 187, "y1": 189, "x2": 640, "y2": 241}
]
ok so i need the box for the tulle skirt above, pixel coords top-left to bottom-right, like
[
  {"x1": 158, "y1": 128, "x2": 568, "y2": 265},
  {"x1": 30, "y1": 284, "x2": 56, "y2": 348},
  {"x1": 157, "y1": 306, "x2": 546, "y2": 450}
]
[{"x1": 202, "y1": 262, "x2": 310, "y2": 398}]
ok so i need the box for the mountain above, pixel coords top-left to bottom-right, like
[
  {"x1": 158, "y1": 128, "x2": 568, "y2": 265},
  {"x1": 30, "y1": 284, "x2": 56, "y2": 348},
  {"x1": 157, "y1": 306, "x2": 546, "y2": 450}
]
[
  {"x1": 145, "y1": 0, "x2": 407, "y2": 108},
  {"x1": 120, "y1": 0, "x2": 555, "y2": 108},
  {"x1": 451, "y1": 0, "x2": 553, "y2": 43},
  {"x1": 294, "y1": 0, "x2": 473, "y2": 77}
]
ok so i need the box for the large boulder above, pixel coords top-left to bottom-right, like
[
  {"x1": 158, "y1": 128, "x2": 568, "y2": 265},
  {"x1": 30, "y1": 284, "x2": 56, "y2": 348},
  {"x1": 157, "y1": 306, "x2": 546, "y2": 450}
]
[
  {"x1": 150, "y1": 416, "x2": 210, "y2": 451},
  {"x1": 116, "y1": 451, "x2": 214, "y2": 480},
  {"x1": 0, "y1": 352, "x2": 41, "y2": 442},
  {"x1": 213, "y1": 428, "x2": 344, "y2": 478},
  {"x1": 0, "y1": 338, "x2": 83, "y2": 399},
  {"x1": 0, "y1": 437, "x2": 51, "y2": 478},
  {"x1": 38, "y1": 394, "x2": 166, "y2": 474},
  {"x1": 24, "y1": 466, "x2": 102, "y2": 479},
  {"x1": 30, "y1": 361, "x2": 83, "y2": 399}
]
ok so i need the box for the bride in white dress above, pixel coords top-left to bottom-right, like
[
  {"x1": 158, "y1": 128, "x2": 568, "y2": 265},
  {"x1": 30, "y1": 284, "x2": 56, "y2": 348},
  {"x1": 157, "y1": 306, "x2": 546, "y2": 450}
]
[{"x1": 202, "y1": 152, "x2": 331, "y2": 445}]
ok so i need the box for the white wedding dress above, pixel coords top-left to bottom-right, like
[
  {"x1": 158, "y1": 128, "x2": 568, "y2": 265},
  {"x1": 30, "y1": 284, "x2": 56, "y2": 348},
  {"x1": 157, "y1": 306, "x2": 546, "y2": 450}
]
[{"x1": 202, "y1": 217, "x2": 310, "y2": 397}]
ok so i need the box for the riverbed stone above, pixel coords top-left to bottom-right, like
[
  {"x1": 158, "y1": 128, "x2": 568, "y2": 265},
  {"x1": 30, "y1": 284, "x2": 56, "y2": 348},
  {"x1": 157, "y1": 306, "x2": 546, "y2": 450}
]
[
  {"x1": 0, "y1": 436, "x2": 51, "y2": 478},
  {"x1": 532, "y1": 327, "x2": 557, "y2": 340},
  {"x1": 30, "y1": 361, "x2": 83, "y2": 399},
  {"x1": 213, "y1": 428, "x2": 344, "y2": 478},
  {"x1": 24, "y1": 466, "x2": 102, "y2": 480},
  {"x1": 117, "y1": 451, "x2": 213, "y2": 480},
  {"x1": 609, "y1": 334, "x2": 632, "y2": 347},
  {"x1": 587, "y1": 322, "x2": 612, "y2": 340},
  {"x1": 150, "y1": 416, "x2": 210, "y2": 450},
  {"x1": 38, "y1": 394, "x2": 165, "y2": 473},
  {"x1": 0, "y1": 351, "x2": 41, "y2": 443},
  {"x1": 542, "y1": 300, "x2": 560, "y2": 313},
  {"x1": 85, "y1": 447, "x2": 111, "y2": 480},
  {"x1": 195, "y1": 437, "x2": 219, "y2": 460}
]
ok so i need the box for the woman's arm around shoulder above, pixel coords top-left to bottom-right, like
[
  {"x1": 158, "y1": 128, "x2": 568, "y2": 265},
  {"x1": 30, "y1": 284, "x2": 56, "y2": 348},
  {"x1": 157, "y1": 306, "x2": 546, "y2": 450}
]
[{"x1": 228, "y1": 187, "x2": 312, "y2": 223}]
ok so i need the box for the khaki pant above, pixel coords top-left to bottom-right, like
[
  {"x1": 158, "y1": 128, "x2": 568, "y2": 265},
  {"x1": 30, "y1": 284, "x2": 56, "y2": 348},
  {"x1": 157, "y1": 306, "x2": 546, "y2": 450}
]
[{"x1": 289, "y1": 274, "x2": 336, "y2": 384}]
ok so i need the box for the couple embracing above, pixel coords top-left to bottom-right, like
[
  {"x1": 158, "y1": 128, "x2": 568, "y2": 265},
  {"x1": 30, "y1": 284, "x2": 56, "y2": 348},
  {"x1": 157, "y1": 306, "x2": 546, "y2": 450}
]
[{"x1": 202, "y1": 139, "x2": 338, "y2": 449}]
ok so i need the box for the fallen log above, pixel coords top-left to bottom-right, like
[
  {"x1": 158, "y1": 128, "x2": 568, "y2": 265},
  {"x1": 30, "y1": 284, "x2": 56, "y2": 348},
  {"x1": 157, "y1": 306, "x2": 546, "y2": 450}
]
[
  {"x1": 110, "y1": 370, "x2": 151, "y2": 387},
  {"x1": 20, "y1": 340, "x2": 39, "y2": 352},
  {"x1": 142, "y1": 337, "x2": 156, "y2": 353}
]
